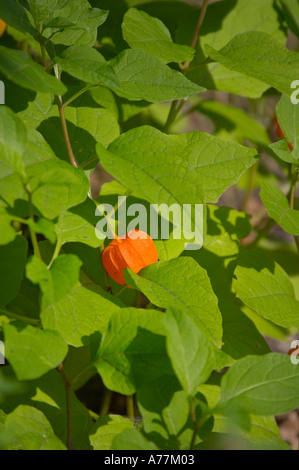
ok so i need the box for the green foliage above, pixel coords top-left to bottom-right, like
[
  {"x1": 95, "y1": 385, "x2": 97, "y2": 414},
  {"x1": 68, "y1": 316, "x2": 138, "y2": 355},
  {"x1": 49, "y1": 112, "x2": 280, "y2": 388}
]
[{"x1": 0, "y1": 0, "x2": 298, "y2": 452}]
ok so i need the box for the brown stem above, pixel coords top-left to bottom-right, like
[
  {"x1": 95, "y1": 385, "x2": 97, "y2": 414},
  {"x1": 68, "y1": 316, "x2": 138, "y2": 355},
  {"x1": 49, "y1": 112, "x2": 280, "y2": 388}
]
[
  {"x1": 55, "y1": 95, "x2": 78, "y2": 168},
  {"x1": 191, "y1": 0, "x2": 210, "y2": 49},
  {"x1": 58, "y1": 363, "x2": 74, "y2": 450}
]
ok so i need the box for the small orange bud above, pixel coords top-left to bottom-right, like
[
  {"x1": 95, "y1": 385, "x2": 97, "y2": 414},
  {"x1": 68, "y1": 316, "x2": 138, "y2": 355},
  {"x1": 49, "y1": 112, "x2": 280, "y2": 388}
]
[
  {"x1": 0, "y1": 19, "x2": 6, "y2": 38},
  {"x1": 275, "y1": 116, "x2": 293, "y2": 151},
  {"x1": 102, "y1": 229, "x2": 158, "y2": 286}
]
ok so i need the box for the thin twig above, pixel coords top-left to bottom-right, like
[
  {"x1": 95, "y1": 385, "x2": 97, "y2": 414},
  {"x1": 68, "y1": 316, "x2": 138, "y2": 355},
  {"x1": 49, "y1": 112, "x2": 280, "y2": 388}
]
[
  {"x1": 191, "y1": 0, "x2": 210, "y2": 49},
  {"x1": 54, "y1": 65, "x2": 78, "y2": 168},
  {"x1": 55, "y1": 95, "x2": 78, "y2": 168}
]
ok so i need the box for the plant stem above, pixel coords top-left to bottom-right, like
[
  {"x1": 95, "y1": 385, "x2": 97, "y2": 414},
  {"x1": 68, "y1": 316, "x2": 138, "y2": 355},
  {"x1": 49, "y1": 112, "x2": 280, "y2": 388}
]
[
  {"x1": 100, "y1": 389, "x2": 113, "y2": 416},
  {"x1": 126, "y1": 395, "x2": 135, "y2": 421},
  {"x1": 189, "y1": 404, "x2": 199, "y2": 450},
  {"x1": 54, "y1": 65, "x2": 78, "y2": 168},
  {"x1": 24, "y1": 185, "x2": 42, "y2": 260},
  {"x1": 63, "y1": 86, "x2": 95, "y2": 108},
  {"x1": 0, "y1": 307, "x2": 41, "y2": 326},
  {"x1": 115, "y1": 285, "x2": 127, "y2": 297},
  {"x1": 58, "y1": 363, "x2": 74, "y2": 450},
  {"x1": 47, "y1": 231, "x2": 62, "y2": 269},
  {"x1": 191, "y1": 0, "x2": 210, "y2": 49},
  {"x1": 189, "y1": 404, "x2": 210, "y2": 450},
  {"x1": 163, "y1": 0, "x2": 209, "y2": 132},
  {"x1": 55, "y1": 95, "x2": 78, "y2": 168}
]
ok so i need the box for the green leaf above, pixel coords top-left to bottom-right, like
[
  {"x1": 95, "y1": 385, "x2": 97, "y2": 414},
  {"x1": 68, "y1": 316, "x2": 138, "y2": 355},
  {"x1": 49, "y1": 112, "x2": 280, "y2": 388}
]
[
  {"x1": 28, "y1": 218, "x2": 56, "y2": 244},
  {"x1": 233, "y1": 249, "x2": 299, "y2": 328},
  {"x1": 109, "y1": 49, "x2": 204, "y2": 103},
  {"x1": 0, "y1": 236, "x2": 28, "y2": 307},
  {"x1": 260, "y1": 182, "x2": 299, "y2": 236},
  {"x1": 196, "y1": 101, "x2": 270, "y2": 147},
  {"x1": 122, "y1": 8, "x2": 195, "y2": 64},
  {"x1": 0, "y1": 0, "x2": 37, "y2": 36},
  {"x1": 0, "y1": 129, "x2": 57, "y2": 209},
  {"x1": 1, "y1": 367, "x2": 93, "y2": 449},
  {"x1": 3, "y1": 405, "x2": 66, "y2": 450},
  {"x1": 0, "y1": 207, "x2": 17, "y2": 245},
  {"x1": 20, "y1": 93, "x2": 120, "y2": 166},
  {"x1": 205, "y1": 32, "x2": 299, "y2": 97},
  {"x1": 89, "y1": 415, "x2": 134, "y2": 450},
  {"x1": 43, "y1": 0, "x2": 108, "y2": 47},
  {"x1": 4, "y1": 322, "x2": 68, "y2": 381},
  {"x1": 179, "y1": 0, "x2": 286, "y2": 98},
  {"x1": 55, "y1": 46, "x2": 119, "y2": 88},
  {"x1": 268, "y1": 139, "x2": 299, "y2": 164},
  {"x1": 137, "y1": 374, "x2": 190, "y2": 450},
  {"x1": 163, "y1": 308, "x2": 215, "y2": 396},
  {"x1": 112, "y1": 428, "x2": 158, "y2": 451},
  {"x1": 30, "y1": 160, "x2": 90, "y2": 220},
  {"x1": 90, "y1": 86, "x2": 149, "y2": 124},
  {"x1": 0, "y1": 106, "x2": 26, "y2": 177},
  {"x1": 280, "y1": 0, "x2": 299, "y2": 38},
  {"x1": 97, "y1": 125, "x2": 259, "y2": 205},
  {"x1": 187, "y1": 206, "x2": 270, "y2": 360},
  {"x1": 276, "y1": 94, "x2": 299, "y2": 158},
  {"x1": 55, "y1": 198, "x2": 104, "y2": 248},
  {"x1": 218, "y1": 353, "x2": 299, "y2": 416},
  {"x1": 26, "y1": 254, "x2": 82, "y2": 309},
  {"x1": 199, "y1": 384, "x2": 289, "y2": 450},
  {"x1": 0, "y1": 46, "x2": 66, "y2": 95},
  {"x1": 124, "y1": 257, "x2": 222, "y2": 348},
  {"x1": 41, "y1": 283, "x2": 123, "y2": 347},
  {"x1": 94, "y1": 308, "x2": 172, "y2": 395}
]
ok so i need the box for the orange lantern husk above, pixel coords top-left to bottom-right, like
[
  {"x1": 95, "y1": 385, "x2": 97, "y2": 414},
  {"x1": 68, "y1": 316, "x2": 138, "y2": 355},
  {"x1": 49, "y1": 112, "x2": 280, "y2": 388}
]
[
  {"x1": 0, "y1": 19, "x2": 6, "y2": 38},
  {"x1": 102, "y1": 229, "x2": 158, "y2": 286},
  {"x1": 275, "y1": 116, "x2": 293, "y2": 151}
]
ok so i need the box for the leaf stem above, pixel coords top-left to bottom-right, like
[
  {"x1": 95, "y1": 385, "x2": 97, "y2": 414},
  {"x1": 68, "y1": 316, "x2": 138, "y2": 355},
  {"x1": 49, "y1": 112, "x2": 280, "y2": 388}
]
[
  {"x1": 62, "y1": 86, "x2": 95, "y2": 108},
  {"x1": 55, "y1": 95, "x2": 79, "y2": 168},
  {"x1": 47, "y1": 231, "x2": 62, "y2": 269},
  {"x1": 126, "y1": 395, "x2": 135, "y2": 421},
  {"x1": 54, "y1": 65, "x2": 78, "y2": 168},
  {"x1": 190, "y1": 0, "x2": 210, "y2": 50},
  {"x1": 0, "y1": 307, "x2": 41, "y2": 326},
  {"x1": 100, "y1": 389, "x2": 113, "y2": 416},
  {"x1": 24, "y1": 185, "x2": 42, "y2": 261},
  {"x1": 58, "y1": 362, "x2": 74, "y2": 450}
]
